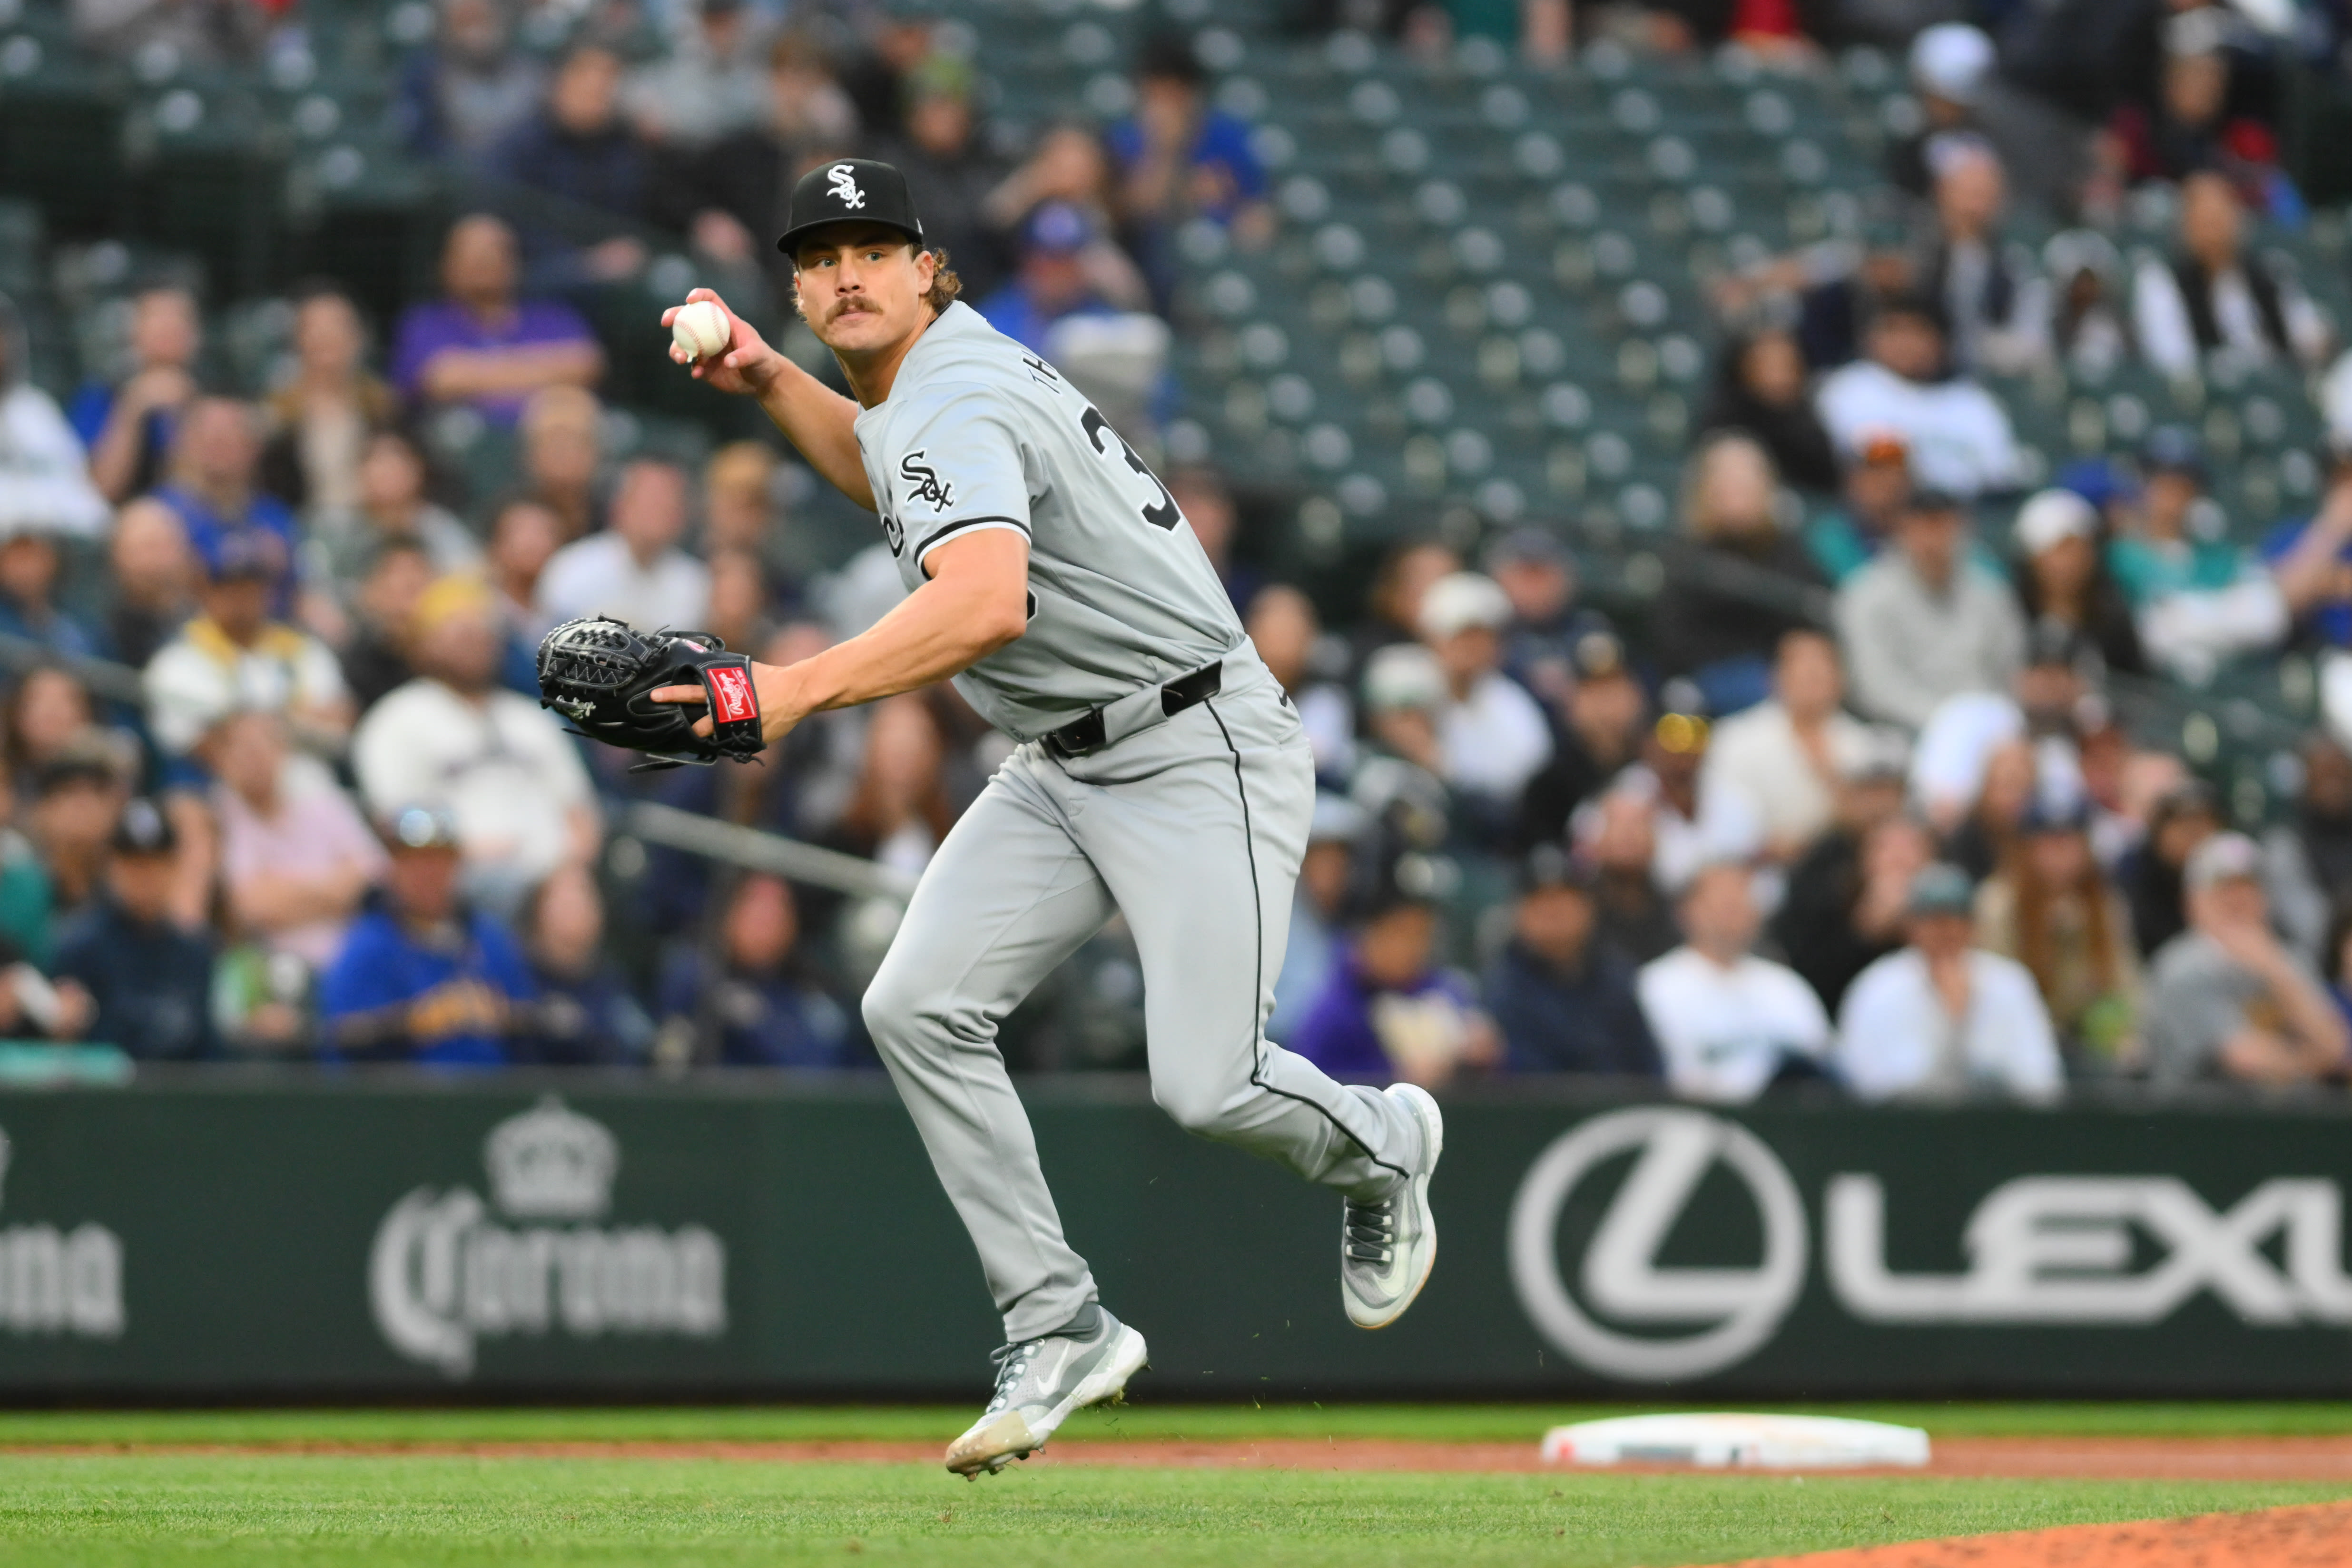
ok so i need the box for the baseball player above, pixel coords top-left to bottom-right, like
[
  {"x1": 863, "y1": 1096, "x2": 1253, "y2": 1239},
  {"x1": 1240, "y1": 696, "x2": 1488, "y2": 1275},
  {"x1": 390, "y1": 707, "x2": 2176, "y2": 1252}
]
[{"x1": 654, "y1": 159, "x2": 1442, "y2": 1477}]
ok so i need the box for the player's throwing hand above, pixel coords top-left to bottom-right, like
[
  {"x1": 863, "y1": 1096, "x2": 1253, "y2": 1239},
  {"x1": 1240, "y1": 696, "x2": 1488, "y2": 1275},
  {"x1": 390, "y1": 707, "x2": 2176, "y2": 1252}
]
[{"x1": 659, "y1": 289, "x2": 783, "y2": 399}]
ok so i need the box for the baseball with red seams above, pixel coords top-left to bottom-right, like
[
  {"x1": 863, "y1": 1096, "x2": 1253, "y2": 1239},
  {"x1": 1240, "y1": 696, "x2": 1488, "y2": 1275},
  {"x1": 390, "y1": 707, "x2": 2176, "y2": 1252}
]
[{"x1": 671, "y1": 300, "x2": 729, "y2": 361}]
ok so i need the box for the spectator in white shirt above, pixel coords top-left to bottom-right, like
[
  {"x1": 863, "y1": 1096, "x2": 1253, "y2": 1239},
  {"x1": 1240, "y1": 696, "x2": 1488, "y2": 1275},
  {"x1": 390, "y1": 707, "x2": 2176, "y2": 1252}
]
[
  {"x1": 1609, "y1": 709, "x2": 1766, "y2": 897},
  {"x1": 535, "y1": 456, "x2": 711, "y2": 631},
  {"x1": 1636, "y1": 861, "x2": 1835, "y2": 1103},
  {"x1": 1700, "y1": 629, "x2": 1876, "y2": 862},
  {"x1": 1836, "y1": 487, "x2": 2026, "y2": 730},
  {"x1": 1909, "y1": 620, "x2": 2092, "y2": 834},
  {"x1": 353, "y1": 574, "x2": 600, "y2": 915},
  {"x1": 2135, "y1": 171, "x2": 2328, "y2": 380},
  {"x1": 1814, "y1": 294, "x2": 2022, "y2": 498},
  {"x1": 1416, "y1": 571, "x2": 1553, "y2": 811},
  {"x1": 1835, "y1": 861, "x2": 2063, "y2": 1103},
  {"x1": 0, "y1": 295, "x2": 107, "y2": 539},
  {"x1": 142, "y1": 533, "x2": 353, "y2": 760}
]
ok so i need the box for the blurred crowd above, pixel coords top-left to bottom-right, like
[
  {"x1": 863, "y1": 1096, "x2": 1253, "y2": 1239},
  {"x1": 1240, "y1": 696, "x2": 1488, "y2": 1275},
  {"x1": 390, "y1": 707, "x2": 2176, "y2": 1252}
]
[{"x1": 8, "y1": 0, "x2": 2352, "y2": 1101}]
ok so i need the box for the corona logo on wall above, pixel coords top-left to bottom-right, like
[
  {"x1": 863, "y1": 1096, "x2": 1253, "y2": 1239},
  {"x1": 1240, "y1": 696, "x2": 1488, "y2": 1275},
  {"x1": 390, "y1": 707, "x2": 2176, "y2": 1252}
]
[
  {"x1": 0, "y1": 1124, "x2": 126, "y2": 1340},
  {"x1": 368, "y1": 1097, "x2": 727, "y2": 1378}
]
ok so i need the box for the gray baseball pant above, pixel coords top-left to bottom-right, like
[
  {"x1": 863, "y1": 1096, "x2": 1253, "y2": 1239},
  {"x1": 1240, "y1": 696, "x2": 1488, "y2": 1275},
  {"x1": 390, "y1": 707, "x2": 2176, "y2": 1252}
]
[{"x1": 861, "y1": 661, "x2": 1424, "y2": 1342}]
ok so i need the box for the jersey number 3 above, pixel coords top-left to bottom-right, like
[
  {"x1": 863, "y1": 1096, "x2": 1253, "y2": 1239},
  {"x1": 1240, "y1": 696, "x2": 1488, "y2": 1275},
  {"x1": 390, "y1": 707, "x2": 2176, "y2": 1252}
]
[{"x1": 1081, "y1": 407, "x2": 1181, "y2": 532}]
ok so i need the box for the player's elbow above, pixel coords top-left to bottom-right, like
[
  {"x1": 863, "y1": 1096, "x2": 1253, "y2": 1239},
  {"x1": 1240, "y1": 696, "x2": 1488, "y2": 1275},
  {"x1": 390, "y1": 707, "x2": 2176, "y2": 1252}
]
[{"x1": 972, "y1": 589, "x2": 1030, "y2": 653}]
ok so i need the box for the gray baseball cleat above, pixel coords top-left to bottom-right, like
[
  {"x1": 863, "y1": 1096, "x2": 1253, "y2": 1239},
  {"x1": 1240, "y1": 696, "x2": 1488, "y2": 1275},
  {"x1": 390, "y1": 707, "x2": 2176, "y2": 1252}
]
[
  {"x1": 1341, "y1": 1081, "x2": 1444, "y2": 1329},
  {"x1": 944, "y1": 1307, "x2": 1151, "y2": 1478}
]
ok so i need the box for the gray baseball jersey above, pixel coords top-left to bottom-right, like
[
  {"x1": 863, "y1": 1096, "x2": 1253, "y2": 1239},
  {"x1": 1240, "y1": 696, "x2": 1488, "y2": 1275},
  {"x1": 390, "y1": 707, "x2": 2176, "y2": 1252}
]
[
  {"x1": 852, "y1": 301, "x2": 1242, "y2": 740},
  {"x1": 842, "y1": 302, "x2": 1427, "y2": 1348}
]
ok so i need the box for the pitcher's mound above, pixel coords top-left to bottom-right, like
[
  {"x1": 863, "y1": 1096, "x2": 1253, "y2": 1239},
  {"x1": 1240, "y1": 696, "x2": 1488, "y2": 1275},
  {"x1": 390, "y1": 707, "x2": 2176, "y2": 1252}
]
[{"x1": 1725, "y1": 1499, "x2": 2352, "y2": 1567}]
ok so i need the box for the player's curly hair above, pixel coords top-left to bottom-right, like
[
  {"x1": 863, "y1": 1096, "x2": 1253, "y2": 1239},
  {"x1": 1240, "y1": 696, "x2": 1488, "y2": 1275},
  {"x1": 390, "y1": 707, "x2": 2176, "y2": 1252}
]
[{"x1": 922, "y1": 247, "x2": 963, "y2": 314}]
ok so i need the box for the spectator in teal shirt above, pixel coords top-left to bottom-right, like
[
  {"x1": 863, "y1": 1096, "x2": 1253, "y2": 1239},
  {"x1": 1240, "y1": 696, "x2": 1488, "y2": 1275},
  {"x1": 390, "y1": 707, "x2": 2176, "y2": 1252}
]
[
  {"x1": 2094, "y1": 428, "x2": 2286, "y2": 677},
  {"x1": 1811, "y1": 432, "x2": 2010, "y2": 587},
  {"x1": 2103, "y1": 428, "x2": 2248, "y2": 604},
  {"x1": 1806, "y1": 431, "x2": 1915, "y2": 584}
]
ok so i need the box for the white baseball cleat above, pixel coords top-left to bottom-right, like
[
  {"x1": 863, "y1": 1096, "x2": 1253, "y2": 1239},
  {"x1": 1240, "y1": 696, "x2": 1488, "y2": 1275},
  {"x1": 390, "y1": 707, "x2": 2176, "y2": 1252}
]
[
  {"x1": 944, "y1": 1307, "x2": 1151, "y2": 1478},
  {"x1": 1340, "y1": 1082, "x2": 1443, "y2": 1330}
]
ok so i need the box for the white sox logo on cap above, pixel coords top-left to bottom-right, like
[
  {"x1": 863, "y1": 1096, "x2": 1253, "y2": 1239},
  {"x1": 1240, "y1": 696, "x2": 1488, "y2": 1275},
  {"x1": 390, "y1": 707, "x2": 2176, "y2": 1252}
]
[{"x1": 828, "y1": 163, "x2": 866, "y2": 209}]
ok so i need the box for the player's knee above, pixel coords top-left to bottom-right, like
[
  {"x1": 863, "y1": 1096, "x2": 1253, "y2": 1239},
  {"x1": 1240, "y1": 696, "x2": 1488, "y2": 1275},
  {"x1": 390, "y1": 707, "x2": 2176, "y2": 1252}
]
[
  {"x1": 1152, "y1": 1077, "x2": 1243, "y2": 1139},
  {"x1": 859, "y1": 966, "x2": 928, "y2": 1051}
]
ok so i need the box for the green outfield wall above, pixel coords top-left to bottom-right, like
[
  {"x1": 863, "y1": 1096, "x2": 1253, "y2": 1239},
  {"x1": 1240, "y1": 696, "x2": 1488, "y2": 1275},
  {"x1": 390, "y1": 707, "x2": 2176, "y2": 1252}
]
[{"x1": 3, "y1": 1075, "x2": 2352, "y2": 1399}]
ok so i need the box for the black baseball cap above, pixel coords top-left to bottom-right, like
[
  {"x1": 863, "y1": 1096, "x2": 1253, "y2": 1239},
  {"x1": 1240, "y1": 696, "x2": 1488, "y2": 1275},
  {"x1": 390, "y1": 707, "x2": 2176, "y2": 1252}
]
[
  {"x1": 776, "y1": 158, "x2": 925, "y2": 260},
  {"x1": 110, "y1": 796, "x2": 177, "y2": 858}
]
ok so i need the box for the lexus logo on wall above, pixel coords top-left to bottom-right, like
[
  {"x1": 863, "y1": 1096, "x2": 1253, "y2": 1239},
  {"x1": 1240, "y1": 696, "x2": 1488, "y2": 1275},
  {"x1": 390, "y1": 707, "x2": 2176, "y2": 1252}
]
[
  {"x1": 1508, "y1": 1107, "x2": 1808, "y2": 1382},
  {"x1": 1509, "y1": 1106, "x2": 2352, "y2": 1384}
]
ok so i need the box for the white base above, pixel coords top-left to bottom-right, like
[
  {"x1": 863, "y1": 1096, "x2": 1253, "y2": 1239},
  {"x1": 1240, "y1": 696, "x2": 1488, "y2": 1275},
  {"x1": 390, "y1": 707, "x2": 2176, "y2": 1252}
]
[{"x1": 1540, "y1": 1412, "x2": 1930, "y2": 1470}]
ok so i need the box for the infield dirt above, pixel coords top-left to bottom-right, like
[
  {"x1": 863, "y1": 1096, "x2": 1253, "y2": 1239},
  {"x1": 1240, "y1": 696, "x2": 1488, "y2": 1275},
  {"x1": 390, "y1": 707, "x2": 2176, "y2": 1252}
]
[{"x1": 1730, "y1": 1498, "x2": 2352, "y2": 1566}]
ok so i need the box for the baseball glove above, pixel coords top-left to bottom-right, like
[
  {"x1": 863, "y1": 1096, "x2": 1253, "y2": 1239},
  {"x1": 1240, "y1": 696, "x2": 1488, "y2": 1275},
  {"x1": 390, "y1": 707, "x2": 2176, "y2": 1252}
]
[{"x1": 536, "y1": 614, "x2": 766, "y2": 772}]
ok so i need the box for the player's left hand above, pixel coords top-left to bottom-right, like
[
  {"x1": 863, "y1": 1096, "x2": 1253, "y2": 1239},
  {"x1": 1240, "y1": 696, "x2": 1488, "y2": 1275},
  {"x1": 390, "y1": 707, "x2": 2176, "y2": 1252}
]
[{"x1": 651, "y1": 662, "x2": 808, "y2": 747}]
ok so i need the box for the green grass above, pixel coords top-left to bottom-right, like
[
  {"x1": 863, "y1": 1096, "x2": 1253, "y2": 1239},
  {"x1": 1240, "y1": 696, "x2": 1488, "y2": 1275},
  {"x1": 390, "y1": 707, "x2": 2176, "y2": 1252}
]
[
  {"x1": 8, "y1": 1400, "x2": 2352, "y2": 1446},
  {"x1": 0, "y1": 1454, "x2": 2342, "y2": 1568},
  {"x1": 1, "y1": 1407, "x2": 2348, "y2": 1567}
]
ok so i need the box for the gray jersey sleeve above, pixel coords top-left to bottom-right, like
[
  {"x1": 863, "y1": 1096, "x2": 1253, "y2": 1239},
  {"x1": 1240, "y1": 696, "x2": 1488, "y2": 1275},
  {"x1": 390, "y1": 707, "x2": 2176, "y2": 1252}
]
[{"x1": 876, "y1": 383, "x2": 1033, "y2": 572}]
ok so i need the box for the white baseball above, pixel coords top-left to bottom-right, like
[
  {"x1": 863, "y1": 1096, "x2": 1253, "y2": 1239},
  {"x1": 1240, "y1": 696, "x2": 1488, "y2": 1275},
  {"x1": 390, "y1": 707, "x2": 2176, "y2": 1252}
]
[{"x1": 671, "y1": 299, "x2": 730, "y2": 361}]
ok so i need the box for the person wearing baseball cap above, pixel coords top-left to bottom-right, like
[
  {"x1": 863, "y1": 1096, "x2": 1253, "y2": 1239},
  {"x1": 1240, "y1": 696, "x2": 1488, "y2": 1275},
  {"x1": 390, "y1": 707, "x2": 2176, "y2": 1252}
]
[
  {"x1": 1815, "y1": 290, "x2": 2023, "y2": 499},
  {"x1": 1801, "y1": 428, "x2": 1913, "y2": 585},
  {"x1": 661, "y1": 68, "x2": 1449, "y2": 1462},
  {"x1": 2011, "y1": 487, "x2": 2146, "y2": 677},
  {"x1": 1285, "y1": 846, "x2": 1497, "y2": 1089},
  {"x1": 1890, "y1": 24, "x2": 1996, "y2": 200},
  {"x1": 1480, "y1": 527, "x2": 1600, "y2": 701},
  {"x1": 2115, "y1": 424, "x2": 2219, "y2": 603},
  {"x1": 2142, "y1": 830, "x2": 2349, "y2": 1088},
  {"x1": 1837, "y1": 481, "x2": 2027, "y2": 730},
  {"x1": 971, "y1": 201, "x2": 1125, "y2": 354},
  {"x1": 1483, "y1": 841, "x2": 1660, "y2": 1077},
  {"x1": 1518, "y1": 629, "x2": 1647, "y2": 847},
  {"x1": 141, "y1": 522, "x2": 354, "y2": 764},
  {"x1": 1415, "y1": 572, "x2": 1553, "y2": 811},
  {"x1": 49, "y1": 798, "x2": 205, "y2": 1060},
  {"x1": 315, "y1": 803, "x2": 536, "y2": 1067},
  {"x1": 2106, "y1": 424, "x2": 2285, "y2": 675},
  {"x1": 1832, "y1": 861, "x2": 2063, "y2": 1103}
]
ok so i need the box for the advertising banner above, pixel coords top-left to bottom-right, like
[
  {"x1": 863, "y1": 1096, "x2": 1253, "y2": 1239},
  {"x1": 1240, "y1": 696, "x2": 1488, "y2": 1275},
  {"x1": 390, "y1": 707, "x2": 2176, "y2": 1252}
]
[{"x1": 3, "y1": 1078, "x2": 2351, "y2": 1398}]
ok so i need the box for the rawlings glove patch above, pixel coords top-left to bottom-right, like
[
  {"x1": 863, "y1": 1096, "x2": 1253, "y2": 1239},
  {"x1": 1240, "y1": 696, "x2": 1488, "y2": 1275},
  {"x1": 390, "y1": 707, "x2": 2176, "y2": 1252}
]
[{"x1": 536, "y1": 614, "x2": 765, "y2": 772}]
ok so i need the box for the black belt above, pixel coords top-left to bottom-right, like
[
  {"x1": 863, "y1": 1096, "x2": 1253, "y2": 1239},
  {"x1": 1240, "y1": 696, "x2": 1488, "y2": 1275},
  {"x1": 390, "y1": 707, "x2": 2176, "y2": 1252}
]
[{"x1": 1043, "y1": 660, "x2": 1225, "y2": 759}]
